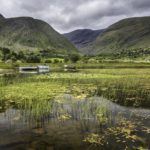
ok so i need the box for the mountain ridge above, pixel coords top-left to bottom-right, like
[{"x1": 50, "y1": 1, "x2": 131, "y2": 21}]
[
  {"x1": 0, "y1": 14, "x2": 4, "y2": 20},
  {"x1": 63, "y1": 29, "x2": 104, "y2": 53},
  {"x1": 82, "y1": 16, "x2": 150, "y2": 55},
  {"x1": 64, "y1": 16, "x2": 150, "y2": 55},
  {"x1": 0, "y1": 14, "x2": 77, "y2": 55}
]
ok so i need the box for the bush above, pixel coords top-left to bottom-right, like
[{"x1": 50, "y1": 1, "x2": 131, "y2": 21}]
[
  {"x1": 53, "y1": 59, "x2": 59, "y2": 64},
  {"x1": 69, "y1": 54, "x2": 80, "y2": 63},
  {"x1": 26, "y1": 55, "x2": 41, "y2": 63},
  {"x1": 44, "y1": 59, "x2": 52, "y2": 63},
  {"x1": 64, "y1": 57, "x2": 69, "y2": 63}
]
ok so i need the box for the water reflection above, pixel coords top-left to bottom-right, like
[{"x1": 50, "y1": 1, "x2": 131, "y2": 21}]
[{"x1": 0, "y1": 96, "x2": 150, "y2": 150}]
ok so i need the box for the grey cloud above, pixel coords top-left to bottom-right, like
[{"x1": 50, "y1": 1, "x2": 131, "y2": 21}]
[
  {"x1": 130, "y1": 0, "x2": 150, "y2": 10},
  {"x1": 0, "y1": 0, "x2": 150, "y2": 33}
]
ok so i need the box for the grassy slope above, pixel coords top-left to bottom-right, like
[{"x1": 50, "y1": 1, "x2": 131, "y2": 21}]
[
  {"x1": 0, "y1": 17, "x2": 77, "y2": 55},
  {"x1": 81, "y1": 17, "x2": 150, "y2": 55},
  {"x1": 64, "y1": 29, "x2": 104, "y2": 50}
]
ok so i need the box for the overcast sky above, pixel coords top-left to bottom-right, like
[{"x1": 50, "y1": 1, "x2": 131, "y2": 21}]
[{"x1": 0, "y1": 0, "x2": 150, "y2": 33}]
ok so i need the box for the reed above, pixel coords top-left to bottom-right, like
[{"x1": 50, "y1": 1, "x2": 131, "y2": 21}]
[{"x1": 0, "y1": 67, "x2": 150, "y2": 117}]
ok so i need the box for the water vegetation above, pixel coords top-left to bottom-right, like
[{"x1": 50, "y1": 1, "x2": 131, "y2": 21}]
[
  {"x1": 0, "y1": 67, "x2": 150, "y2": 115},
  {"x1": 0, "y1": 62, "x2": 150, "y2": 149}
]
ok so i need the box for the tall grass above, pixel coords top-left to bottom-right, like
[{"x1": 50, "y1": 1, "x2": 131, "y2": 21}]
[{"x1": 0, "y1": 68, "x2": 150, "y2": 117}]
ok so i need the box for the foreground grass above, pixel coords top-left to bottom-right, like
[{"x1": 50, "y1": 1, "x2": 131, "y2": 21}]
[
  {"x1": 0, "y1": 67, "x2": 150, "y2": 116},
  {"x1": 0, "y1": 74, "x2": 68, "y2": 117},
  {"x1": 38, "y1": 69, "x2": 150, "y2": 107}
]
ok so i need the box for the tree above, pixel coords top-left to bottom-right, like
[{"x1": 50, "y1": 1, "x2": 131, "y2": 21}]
[
  {"x1": 1, "y1": 47, "x2": 11, "y2": 61},
  {"x1": 69, "y1": 54, "x2": 80, "y2": 63},
  {"x1": 26, "y1": 54, "x2": 41, "y2": 63},
  {"x1": 18, "y1": 51, "x2": 25, "y2": 60},
  {"x1": 64, "y1": 57, "x2": 69, "y2": 63},
  {"x1": 53, "y1": 59, "x2": 59, "y2": 64}
]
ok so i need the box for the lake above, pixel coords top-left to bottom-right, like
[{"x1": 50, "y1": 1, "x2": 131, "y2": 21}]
[{"x1": 0, "y1": 96, "x2": 150, "y2": 150}]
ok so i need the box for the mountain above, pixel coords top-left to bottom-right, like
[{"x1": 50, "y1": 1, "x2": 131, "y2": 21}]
[
  {"x1": 82, "y1": 16, "x2": 150, "y2": 55},
  {"x1": 0, "y1": 14, "x2": 77, "y2": 55},
  {"x1": 0, "y1": 14, "x2": 4, "y2": 20},
  {"x1": 64, "y1": 29, "x2": 104, "y2": 52}
]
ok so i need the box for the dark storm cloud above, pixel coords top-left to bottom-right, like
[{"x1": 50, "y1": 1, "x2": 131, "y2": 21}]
[{"x1": 0, "y1": 0, "x2": 150, "y2": 33}]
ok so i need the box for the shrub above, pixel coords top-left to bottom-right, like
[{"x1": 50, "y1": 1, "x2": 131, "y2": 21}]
[
  {"x1": 26, "y1": 55, "x2": 41, "y2": 63},
  {"x1": 53, "y1": 59, "x2": 59, "y2": 64},
  {"x1": 44, "y1": 59, "x2": 52, "y2": 63},
  {"x1": 69, "y1": 54, "x2": 80, "y2": 63}
]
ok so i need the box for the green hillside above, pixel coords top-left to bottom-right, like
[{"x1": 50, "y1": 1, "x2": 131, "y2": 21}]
[
  {"x1": 0, "y1": 15, "x2": 77, "y2": 56},
  {"x1": 81, "y1": 17, "x2": 150, "y2": 55}
]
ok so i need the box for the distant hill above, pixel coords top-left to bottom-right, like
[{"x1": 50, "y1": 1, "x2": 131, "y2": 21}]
[
  {"x1": 0, "y1": 14, "x2": 77, "y2": 56},
  {"x1": 81, "y1": 17, "x2": 150, "y2": 55},
  {"x1": 64, "y1": 29, "x2": 104, "y2": 53}
]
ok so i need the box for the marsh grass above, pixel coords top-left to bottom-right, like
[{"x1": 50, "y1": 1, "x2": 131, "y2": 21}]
[
  {"x1": 0, "y1": 67, "x2": 150, "y2": 117},
  {"x1": 0, "y1": 74, "x2": 67, "y2": 117}
]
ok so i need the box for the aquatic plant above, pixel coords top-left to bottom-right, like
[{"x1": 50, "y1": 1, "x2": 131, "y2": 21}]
[{"x1": 83, "y1": 133, "x2": 105, "y2": 145}]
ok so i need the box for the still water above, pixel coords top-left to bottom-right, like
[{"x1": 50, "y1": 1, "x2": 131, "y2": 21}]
[{"x1": 0, "y1": 96, "x2": 150, "y2": 150}]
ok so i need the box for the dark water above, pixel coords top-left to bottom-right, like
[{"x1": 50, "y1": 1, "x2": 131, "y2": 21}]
[{"x1": 0, "y1": 96, "x2": 150, "y2": 150}]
